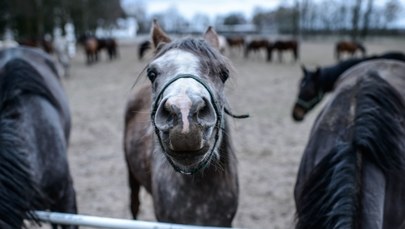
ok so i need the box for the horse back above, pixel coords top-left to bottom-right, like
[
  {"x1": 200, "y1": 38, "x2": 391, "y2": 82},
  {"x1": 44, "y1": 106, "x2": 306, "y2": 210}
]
[{"x1": 124, "y1": 84, "x2": 153, "y2": 192}]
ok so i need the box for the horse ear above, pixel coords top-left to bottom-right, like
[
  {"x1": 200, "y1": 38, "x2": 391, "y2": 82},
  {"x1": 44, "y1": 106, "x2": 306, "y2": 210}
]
[
  {"x1": 151, "y1": 19, "x2": 171, "y2": 48},
  {"x1": 203, "y1": 26, "x2": 220, "y2": 50}
]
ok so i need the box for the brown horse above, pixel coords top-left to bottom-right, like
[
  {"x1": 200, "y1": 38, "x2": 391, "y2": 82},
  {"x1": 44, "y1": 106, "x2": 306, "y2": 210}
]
[
  {"x1": 226, "y1": 35, "x2": 245, "y2": 54},
  {"x1": 335, "y1": 40, "x2": 366, "y2": 61},
  {"x1": 268, "y1": 40, "x2": 299, "y2": 62},
  {"x1": 124, "y1": 20, "x2": 245, "y2": 226},
  {"x1": 244, "y1": 38, "x2": 271, "y2": 59},
  {"x1": 294, "y1": 60, "x2": 405, "y2": 229},
  {"x1": 97, "y1": 38, "x2": 119, "y2": 60},
  {"x1": 18, "y1": 37, "x2": 54, "y2": 54},
  {"x1": 78, "y1": 34, "x2": 99, "y2": 65}
]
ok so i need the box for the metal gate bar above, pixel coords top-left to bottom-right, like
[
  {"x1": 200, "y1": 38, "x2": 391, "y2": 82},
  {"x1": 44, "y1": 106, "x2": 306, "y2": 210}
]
[{"x1": 34, "y1": 211, "x2": 244, "y2": 229}]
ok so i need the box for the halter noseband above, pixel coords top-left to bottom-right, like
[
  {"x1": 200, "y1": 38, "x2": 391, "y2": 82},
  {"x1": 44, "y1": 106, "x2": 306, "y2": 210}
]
[
  {"x1": 296, "y1": 89, "x2": 324, "y2": 111},
  {"x1": 150, "y1": 74, "x2": 224, "y2": 175}
]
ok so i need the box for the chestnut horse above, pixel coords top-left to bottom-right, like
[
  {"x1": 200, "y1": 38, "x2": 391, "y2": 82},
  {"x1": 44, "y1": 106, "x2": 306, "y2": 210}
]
[
  {"x1": 267, "y1": 40, "x2": 299, "y2": 62},
  {"x1": 124, "y1": 20, "x2": 247, "y2": 226},
  {"x1": 0, "y1": 47, "x2": 77, "y2": 229},
  {"x1": 291, "y1": 51, "x2": 405, "y2": 121},
  {"x1": 294, "y1": 60, "x2": 405, "y2": 229},
  {"x1": 335, "y1": 40, "x2": 366, "y2": 61}
]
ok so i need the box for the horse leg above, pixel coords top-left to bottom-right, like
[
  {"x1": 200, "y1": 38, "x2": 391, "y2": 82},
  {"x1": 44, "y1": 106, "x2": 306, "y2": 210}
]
[
  {"x1": 128, "y1": 171, "x2": 141, "y2": 218},
  {"x1": 278, "y1": 50, "x2": 282, "y2": 62}
]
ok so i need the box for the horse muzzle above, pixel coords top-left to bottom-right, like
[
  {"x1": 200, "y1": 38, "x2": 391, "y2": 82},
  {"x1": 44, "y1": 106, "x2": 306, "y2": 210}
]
[{"x1": 292, "y1": 104, "x2": 306, "y2": 121}]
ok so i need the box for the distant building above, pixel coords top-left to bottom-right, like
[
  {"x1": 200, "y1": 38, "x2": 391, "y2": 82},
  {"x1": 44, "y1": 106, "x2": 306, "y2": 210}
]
[{"x1": 96, "y1": 17, "x2": 138, "y2": 39}]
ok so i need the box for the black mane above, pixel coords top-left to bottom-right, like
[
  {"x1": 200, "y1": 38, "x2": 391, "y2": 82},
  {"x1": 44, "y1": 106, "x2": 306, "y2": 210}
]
[
  {"x1": 296, "y1": 72, "x2": 405, "y2": 228},
  {"x1": 0, "y1": 58, "x2": 62, "y2": 228},
  {"x1": 0, "y1": 59, "x2": 61, "y2": 112}
]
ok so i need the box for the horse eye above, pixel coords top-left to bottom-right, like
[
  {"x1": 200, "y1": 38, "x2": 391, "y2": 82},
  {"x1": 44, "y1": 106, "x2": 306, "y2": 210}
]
[
  {"x1": 219, "y1": 69, "x2": 229, "y2": 82},
  {"x1": 147, "y1": 68, "x2": 158, "y2": 82}
]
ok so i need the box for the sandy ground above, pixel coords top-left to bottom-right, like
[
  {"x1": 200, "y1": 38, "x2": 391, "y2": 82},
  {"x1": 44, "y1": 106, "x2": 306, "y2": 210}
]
[{"x1": 31, "y1": 37, "x2": 405, "y2": 229}]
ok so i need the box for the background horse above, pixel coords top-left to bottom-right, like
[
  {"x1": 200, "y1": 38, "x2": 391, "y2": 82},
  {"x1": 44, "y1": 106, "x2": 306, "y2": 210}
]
[
  {"x1": 77, "y1": 34, "x2": 99, "y2": 65},
  {"x1": 268, "y1": 40, "x2": 298, "y2": 62},
  {"x1": 335, "y1": 40, "x2": 366, "y2": 61},
  {"x1": 0, "y1": 47, "x2": 77, "y2": 228},
  {"x1": 97, "y1": 37, "x2": 119, "y2": 61},
  {"x1": 244, "y1": 38, "x2": 271, "y2": 59},
  {"x1": 294, "y1": 59, "x2": 405, "y2": 229},
  {"x1": 124, "y1": 21, "x2": 242, "y2": 226},
  {"x1": 138, "y1": 40, "x2": 151, "y2": 60},
  {"x1": 226, "y1": 35, "x2": 245, "y2": 55},
  {"x1": 292, "y1": 51, "x2": 405, "y2": 121}
]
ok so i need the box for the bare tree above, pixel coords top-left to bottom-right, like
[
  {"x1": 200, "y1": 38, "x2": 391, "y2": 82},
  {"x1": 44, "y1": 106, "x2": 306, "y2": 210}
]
[
  {"x1": 351, "y1": 0, "x2": 363, "y2": 40},
  {"x1": 361, "y1": 0, "x2": 374, "y2": 38}
]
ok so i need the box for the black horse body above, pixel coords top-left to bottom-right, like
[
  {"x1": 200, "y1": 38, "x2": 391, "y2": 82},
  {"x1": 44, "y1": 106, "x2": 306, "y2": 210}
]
[
  {"x1": 0, "y1": 47, "x2": 77, "y2": 229},
  {"x1": 295, "y1": 60, "x2": 405, "y2": 229},
  {"x1": 292, "y1": 51, "x2": 405, "y2": 121}
]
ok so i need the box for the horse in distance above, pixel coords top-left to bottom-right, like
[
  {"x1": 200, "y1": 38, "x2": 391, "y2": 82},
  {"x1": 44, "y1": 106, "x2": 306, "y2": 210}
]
[
  {"x1": 294, "y1": 59, "x2": 405, "y2": 229},
  {"x1": 124, "y1": 20, "x2": 245, "y2": 226},
  {"x1": 267, "y1": 40, "x2": 299, "y2": 62},
  {"x1": 244, "y1": 38, "x2": 271, "y2": 59},
  {"x1": 292, "y1": 51, "x2": 405, "y2": 121},
  {"x1": 0, "y1": 47, "x2": 77, "y2": 229},
  {"x1": 335, "y1": 40, "x2": 366, "y2": 61}
]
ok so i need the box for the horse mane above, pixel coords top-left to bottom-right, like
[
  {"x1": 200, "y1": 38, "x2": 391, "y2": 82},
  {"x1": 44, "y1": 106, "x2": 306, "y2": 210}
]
[
  {"x1": 296, "y1": 72, "x2": 405, "y2": 229},
  {"x1": 0, "y1": 58, "x2": 61, "y2": 112},
  {"x1": 0, "y1": 58, "x2": 61, "y2": 228}
]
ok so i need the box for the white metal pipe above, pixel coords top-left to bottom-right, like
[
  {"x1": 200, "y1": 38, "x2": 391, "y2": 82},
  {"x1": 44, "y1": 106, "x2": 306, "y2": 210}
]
[{"x1": 33, "y1": 211, "x2": 244, "y2": 229}]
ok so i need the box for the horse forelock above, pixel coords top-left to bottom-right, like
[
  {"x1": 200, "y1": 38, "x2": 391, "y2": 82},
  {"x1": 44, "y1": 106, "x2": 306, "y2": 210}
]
[{"x1": 153, "y1": 38, "x2": 233, "y2": 82}]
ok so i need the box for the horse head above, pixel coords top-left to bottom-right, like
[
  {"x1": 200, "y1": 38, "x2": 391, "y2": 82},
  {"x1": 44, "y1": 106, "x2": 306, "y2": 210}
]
[
  {"x1": 148, "y1": 20, "x2": 231, "y2": 174},
  {"x1": 292, "y1": 65, "x2": 323, "y2": 121}
]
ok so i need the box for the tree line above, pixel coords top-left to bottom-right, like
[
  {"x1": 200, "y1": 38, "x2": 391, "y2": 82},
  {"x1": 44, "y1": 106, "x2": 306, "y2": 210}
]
[{"x1": 0, "y1": 0, "x2": 124, "y2": 39}]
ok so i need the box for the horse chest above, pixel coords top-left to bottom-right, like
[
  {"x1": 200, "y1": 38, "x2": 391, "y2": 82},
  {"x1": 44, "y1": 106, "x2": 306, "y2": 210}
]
[{"x1": 150, "y1": 155, "x2": 238, "y2": 226}]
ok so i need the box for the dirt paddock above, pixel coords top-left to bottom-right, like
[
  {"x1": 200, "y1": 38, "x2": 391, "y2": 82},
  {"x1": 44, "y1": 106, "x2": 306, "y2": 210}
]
[{"x1": 32, "y1": 37, "x2": 405, "y2": 229}]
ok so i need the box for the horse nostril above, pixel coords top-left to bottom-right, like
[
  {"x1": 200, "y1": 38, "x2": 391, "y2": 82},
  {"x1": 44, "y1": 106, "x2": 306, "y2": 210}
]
[
  {"x1": 195, "y1": 98, "x2": 216, "y2": 126},
  {"x1": 155, "y1": 99, "x2": 176, "y2": 130}
]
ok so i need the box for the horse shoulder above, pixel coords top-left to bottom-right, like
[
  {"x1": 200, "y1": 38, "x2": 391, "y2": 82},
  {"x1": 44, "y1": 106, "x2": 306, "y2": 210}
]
[{"x1": 124, "y1": 84, "x2": 153, "y2": 191}]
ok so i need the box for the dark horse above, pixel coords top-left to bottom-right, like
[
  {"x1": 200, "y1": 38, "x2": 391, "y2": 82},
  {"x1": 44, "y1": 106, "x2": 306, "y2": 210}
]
[
  {"x1": 294, "y1": 59, "x2": 405, "y2": 229},
  {"x1": 124, "y1": 20, "x2": 245, "y2": 226},
  {"x1": 267, "y1": 40, "x2": 299, "y2": 62},
  {"x1": 0, "y1": 47, "x2": 77, "y2": 228},
  {"x1": 244, "y1": 38, "x2": 271, "y2": 59},
  {"x1": 138, "y1": 40, "x2": 151, "y2": 60},
  {"x1": 335, "y1": 40, "x2": 366, "y2": 61},
  {"x1": 97, "y1": 38, "x2": 119, "y2": 60},
  {"x1": 292, "y1": 51, "x2": 405, "y2": 121}
]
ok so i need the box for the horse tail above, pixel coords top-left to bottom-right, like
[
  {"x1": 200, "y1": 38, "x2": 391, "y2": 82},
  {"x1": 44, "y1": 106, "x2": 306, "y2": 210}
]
[
  {"x1": 296, "y1": 72, "x2": 405, "y2": 229},
  {"x1": 0, "y1": 132, "x2": 43, "y2": 228}
]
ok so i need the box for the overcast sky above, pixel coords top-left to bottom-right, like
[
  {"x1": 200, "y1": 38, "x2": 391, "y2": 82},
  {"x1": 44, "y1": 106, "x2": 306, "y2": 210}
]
[
  {"x1": 122, "y1": 0, "x2": 284, "y2": 20},
  {"x1": 122, "y1": 0, "x2": 405, "y2": 26}
]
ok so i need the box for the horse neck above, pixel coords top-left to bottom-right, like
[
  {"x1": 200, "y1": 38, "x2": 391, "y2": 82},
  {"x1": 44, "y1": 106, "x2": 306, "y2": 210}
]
[{"x1": 320, "y1": 58, "x2": 367, "y2": 92}]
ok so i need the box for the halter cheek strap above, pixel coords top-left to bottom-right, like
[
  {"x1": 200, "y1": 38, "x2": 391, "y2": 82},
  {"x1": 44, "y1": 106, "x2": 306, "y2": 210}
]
[{"x1": 151, "y1": 74, "x2": 224, "y2": 175}]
